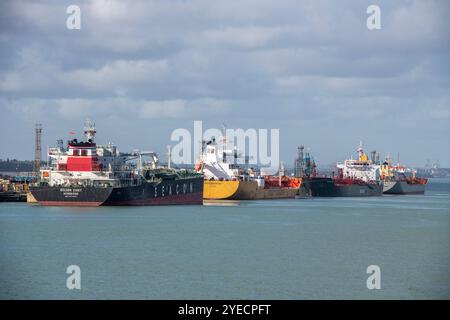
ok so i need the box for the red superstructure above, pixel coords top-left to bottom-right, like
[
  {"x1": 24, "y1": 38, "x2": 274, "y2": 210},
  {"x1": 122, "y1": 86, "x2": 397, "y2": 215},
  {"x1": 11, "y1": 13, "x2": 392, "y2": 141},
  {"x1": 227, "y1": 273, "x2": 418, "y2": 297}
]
[
  {"x1": 64, "y1": 141, "x2": 102, "y2": 172},
  {"x1": 50, "y1": 120, "x2": 104, "y2": 173}
]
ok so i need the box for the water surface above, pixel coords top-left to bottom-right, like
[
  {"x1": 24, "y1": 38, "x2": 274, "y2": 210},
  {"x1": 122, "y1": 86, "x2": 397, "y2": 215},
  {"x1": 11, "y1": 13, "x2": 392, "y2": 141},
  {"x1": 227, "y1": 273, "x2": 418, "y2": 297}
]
[{"x1": 1, "y1": 179, "x2": 449, "y2": 299}]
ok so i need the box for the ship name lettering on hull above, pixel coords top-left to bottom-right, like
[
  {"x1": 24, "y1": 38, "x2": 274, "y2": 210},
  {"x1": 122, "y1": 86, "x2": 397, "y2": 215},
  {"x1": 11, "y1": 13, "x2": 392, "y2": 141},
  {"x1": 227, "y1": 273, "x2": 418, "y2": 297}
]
[
  {"x1": 153, "y1": 183, "x2": 193, "y2": 198},
  {"x1": 60, "y1": 188, "x2": 81, "y2": 198}
]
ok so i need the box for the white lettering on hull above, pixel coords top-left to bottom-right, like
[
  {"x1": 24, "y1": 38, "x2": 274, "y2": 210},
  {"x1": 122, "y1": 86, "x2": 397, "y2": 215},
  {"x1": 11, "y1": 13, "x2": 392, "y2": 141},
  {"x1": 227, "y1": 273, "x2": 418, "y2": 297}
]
[{"x1": 60, "y1": 188, "x2": 82, "y2": 198}]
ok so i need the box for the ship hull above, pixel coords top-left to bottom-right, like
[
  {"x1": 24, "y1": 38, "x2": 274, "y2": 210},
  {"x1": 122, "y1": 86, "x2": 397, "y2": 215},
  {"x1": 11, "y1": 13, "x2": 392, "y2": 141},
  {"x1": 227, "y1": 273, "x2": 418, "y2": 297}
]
[
  {"x1": 30, "y1": 177, "x2": 204, "y2": 206},
  {"x1": 104, "y1": 177, "x2": 203, "y2": 206},
  {"x1": 303, "y1": 177, "x2": 383, "y2": 197},
  {"x1": 383, "y1": 180, "x2": 426, "y2": 195},
  {"x1": 297, "y1": 178, "x2": 312, "y2": 198},
  {"x1": 30, "y1": 186, "x2": 114, "y2": 206},
  {"x1": 203, "y1": 180, "x2": 297, "y2": 200},
  {"x1": 254, "y1": 187, "x2": 298, "y2": 199}
]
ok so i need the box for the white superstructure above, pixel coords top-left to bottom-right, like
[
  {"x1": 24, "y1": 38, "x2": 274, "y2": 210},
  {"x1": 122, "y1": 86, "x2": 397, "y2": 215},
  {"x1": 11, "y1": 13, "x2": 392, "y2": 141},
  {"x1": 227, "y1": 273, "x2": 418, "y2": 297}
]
[
  {"x1": 196, "y1": 137, "x2": 266, "y2": 187},
  {"x1": 337, "y1": 143, "x2": 381, "y2": 182},
  {"x1": 198, "y1": 137, "x2": 241, "y2": 180}
]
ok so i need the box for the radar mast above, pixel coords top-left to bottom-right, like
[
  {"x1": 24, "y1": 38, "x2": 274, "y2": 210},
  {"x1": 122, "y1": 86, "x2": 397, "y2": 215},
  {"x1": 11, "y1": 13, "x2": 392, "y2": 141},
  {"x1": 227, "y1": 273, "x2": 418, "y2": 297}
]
[{"x1": 84, "y1": 118, "x2": 96, "y2": 142}]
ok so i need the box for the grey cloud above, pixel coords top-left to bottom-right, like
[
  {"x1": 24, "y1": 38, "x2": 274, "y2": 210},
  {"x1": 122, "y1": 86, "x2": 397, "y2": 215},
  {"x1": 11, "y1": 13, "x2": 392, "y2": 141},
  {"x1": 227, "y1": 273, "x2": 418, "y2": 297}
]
[{"x1": 0, "y1": 0, "x2": 449, "y2": 166}]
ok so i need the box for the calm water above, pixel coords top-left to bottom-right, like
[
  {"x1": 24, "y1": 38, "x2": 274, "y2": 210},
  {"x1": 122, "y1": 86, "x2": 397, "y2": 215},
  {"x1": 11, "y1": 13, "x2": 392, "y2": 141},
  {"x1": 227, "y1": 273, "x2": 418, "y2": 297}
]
[{"x1": 1, "y1": 179, "x2": 449, "y2": 300}]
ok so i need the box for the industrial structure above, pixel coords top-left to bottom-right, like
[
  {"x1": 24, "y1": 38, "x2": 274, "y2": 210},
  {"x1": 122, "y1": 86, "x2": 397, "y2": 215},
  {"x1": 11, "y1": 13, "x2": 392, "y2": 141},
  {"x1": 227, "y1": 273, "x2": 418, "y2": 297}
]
[
  {"x1": 294, "y1": 145, "x2": 316, "y2": 177},
  {"x1": 34, "y1": 124, "x2": 42, "y2": 173},
  {"x1": 294, "y1": 146, "x2": 305, "y2": 177}
]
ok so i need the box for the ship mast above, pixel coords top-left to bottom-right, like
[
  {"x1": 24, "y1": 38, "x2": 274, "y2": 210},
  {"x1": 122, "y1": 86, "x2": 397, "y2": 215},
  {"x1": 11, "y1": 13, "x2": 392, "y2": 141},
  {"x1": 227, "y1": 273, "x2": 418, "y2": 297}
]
[
  {"x1": 279, "y1": 162, "x2": 285, "y2": 187},
  {"x1": 357, "y1": 141, "x2": 364, "y2": 161},
  {"x1": 167, "y1": 145, "x2": 172, "y2": 169},
  {"x1": 83, "y1": 118, "x2": 96, "y2": 142},
  {"x1": 221, "y1": 124, "x2": 227, "y2": 163}
]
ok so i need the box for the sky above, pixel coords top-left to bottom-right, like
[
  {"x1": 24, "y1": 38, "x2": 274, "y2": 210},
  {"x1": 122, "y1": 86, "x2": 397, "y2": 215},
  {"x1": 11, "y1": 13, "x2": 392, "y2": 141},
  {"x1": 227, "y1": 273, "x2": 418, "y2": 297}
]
[{"x1": 0, "y1": 0, "x2": 449, "y2": 168}]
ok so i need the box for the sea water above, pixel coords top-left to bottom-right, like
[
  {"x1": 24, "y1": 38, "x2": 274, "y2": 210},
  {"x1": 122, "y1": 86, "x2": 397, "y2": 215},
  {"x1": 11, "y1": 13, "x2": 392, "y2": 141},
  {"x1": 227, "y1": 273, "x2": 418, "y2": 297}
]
[{"x1": 1, "y1": 179, "x2": 449, "y2": 299}]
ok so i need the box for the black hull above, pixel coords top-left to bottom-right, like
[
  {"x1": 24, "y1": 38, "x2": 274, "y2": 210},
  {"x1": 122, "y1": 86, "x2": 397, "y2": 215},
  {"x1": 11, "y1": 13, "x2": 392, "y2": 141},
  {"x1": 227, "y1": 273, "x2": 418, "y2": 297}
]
[
  {"x1": 30, "y1": 177, "x2": 204, "y2": 206},
  {"x1": 104, "y1": 177, "x2": 204, "y2": 206},
  {"x1": 303, "y1": 177, "x2": 383, "y2": 197},
  {"x1": 30, "y1": 186, "x2": 113, "y2": 206}
]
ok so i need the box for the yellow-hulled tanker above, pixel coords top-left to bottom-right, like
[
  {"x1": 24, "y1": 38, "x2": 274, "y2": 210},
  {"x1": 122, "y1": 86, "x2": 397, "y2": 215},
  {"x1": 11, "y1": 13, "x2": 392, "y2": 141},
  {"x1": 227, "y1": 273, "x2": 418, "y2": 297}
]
[{"x1": 196, "y1": 138, "x2": 299, "y2": 200}]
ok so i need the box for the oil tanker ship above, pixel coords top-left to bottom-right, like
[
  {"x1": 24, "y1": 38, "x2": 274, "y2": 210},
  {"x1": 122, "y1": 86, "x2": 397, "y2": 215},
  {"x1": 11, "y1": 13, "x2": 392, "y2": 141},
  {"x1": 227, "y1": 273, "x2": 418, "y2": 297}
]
[
  {"x1": 30, "y1": 120, "x2": 203, "y2": 206},
  {"x1": 380, "y1": 158, "x2": 428, "y2": 195},
  {"x1": 195, "y1": 137, "x2": 299, "y2": 200},
  {"x1": 302, "y1": 143, "x2": 383, "y2": 197},
  {"x1": 303, "y1": 177, "x2": 382, "y2": 197}
]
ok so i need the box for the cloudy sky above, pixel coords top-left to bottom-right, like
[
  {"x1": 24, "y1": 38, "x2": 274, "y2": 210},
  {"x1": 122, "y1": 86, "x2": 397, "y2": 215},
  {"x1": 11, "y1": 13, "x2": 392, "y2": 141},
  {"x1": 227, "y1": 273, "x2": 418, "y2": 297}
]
[{"x1": 0, "y1": 0, "x2": 449, "y2": 167}]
